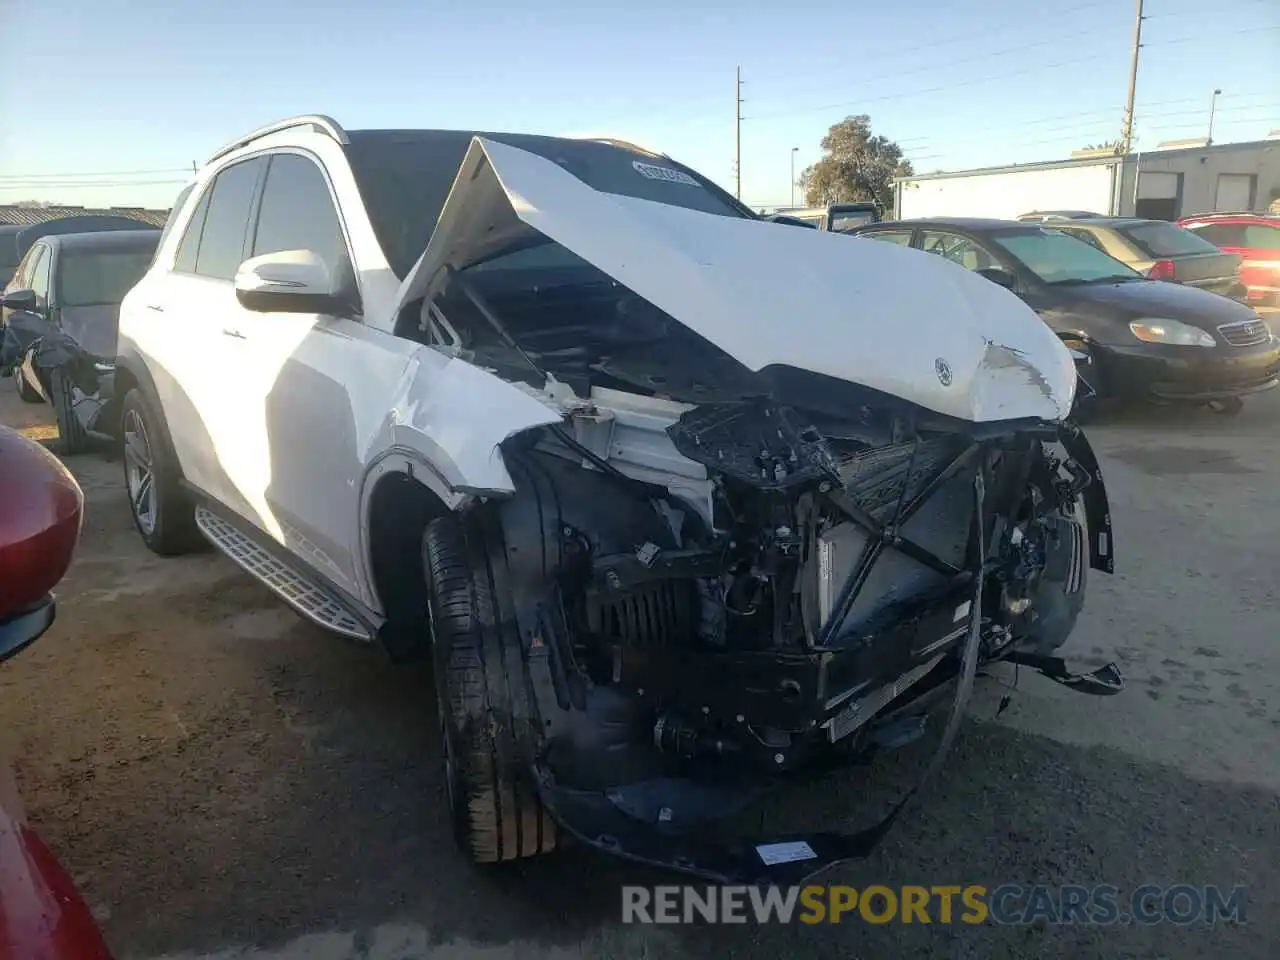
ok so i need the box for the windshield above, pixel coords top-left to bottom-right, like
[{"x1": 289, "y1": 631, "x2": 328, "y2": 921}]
[
  {"x1": 993, "y1": 228, "x2": 1142, "y2": 284},
  {"x1": 1120, "y1": 221, "x2": 1221, "y2": 258},
  {"x1": 57, "y1": 248, "x2": 155, "y2": 307},
  {"x1": 345, "y1": 131, "x2": 751, "y2": 278}
]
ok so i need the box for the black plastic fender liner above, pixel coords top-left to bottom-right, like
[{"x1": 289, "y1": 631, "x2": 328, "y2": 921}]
[{"x1": 1058, "y1": 420, "x2": 1115, "y2": 574}]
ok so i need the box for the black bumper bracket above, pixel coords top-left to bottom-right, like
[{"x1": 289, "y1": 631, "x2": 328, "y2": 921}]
[{"x1": 1005, "y1": 651, "x2": 1125, "y2": 696}]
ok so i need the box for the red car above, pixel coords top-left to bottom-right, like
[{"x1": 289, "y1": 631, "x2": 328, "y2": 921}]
[
  {"x1": 0, "y1": 425, "x2": 112, "y2": 959},
  {"x1": 1179, "y1": 213, "x2": 1280, "y2": 306}
]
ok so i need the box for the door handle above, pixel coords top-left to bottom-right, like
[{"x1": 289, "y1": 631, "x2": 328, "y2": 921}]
[{"x1": 222, "y1": 328, "x2": 247, "y2": 340}]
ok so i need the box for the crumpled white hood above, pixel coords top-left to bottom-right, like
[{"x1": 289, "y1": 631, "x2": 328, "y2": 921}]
[{"x1": 393, "y1": 137, "x2": 1077, "y2": 423}]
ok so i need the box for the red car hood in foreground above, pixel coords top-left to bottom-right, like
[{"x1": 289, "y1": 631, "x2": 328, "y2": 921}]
[
  {"x1": 0, "y1": 426, "x2": 108, "y2": 958},
  {"x1": 0, "y1": 765, "x2": 111, "y2": 959}
]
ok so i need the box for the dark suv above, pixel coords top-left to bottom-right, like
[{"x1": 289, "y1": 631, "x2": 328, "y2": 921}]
[{"x1": 1, "y1": 229, "x2": 159, "y2": 453}]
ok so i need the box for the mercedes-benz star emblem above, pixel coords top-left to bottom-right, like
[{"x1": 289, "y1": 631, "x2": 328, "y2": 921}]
[{"x1": 935, "y1": 358, "x2": 953, "y2": 386}]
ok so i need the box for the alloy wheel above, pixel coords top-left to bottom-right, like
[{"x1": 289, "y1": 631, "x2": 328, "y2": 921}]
[{"x1": 122, "y1": 408, "x2": 157, "y2": 536}]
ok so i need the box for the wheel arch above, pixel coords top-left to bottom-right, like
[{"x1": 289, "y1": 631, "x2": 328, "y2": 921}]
[
  {"x1": 111, "y1": 348, "x2": 164, "y2": 441},
  {"x1": 359, "y1": 451, "x2": 465, "y2": 663}
]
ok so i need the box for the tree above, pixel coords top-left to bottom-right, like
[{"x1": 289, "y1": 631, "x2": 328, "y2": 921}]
[
  {"x1": 1082, "y1": 140, "x2": 1123, "y2": 153},
  {"x1": 798, "y1": 115, "x2": 913, "y2": 211}
]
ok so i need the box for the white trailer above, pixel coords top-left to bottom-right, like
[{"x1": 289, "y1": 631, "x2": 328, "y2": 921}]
[
  {"x1": 896, "y1": 159, "x2": 1119, "y2": 221},
  {"x1": 894, "y1": 139, "x2": 1280, "y2": 222}
]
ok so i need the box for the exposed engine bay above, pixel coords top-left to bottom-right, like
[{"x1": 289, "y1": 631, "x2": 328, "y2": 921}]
[{"x1": 409, "y1": 250, "x2": 1121, "y2": 883}]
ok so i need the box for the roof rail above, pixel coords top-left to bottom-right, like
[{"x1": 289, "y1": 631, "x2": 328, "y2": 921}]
[{"x1": 207, "y1": 115, "x2": 348, "y2": 165}]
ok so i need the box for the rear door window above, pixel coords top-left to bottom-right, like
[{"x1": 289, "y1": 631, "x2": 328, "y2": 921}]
[
  {"x1": 151, "y1": 183, "x2": 194, "y2": 266},
  {"x1": 173, "y1": 187, "x2": 213, "y2": 274},
  {"x1": 192, "y1": 157, "x2": 266, "y2": 280},
  {"x1": 1119, "y1": 221, "x2": 1220, "y2": 257}
]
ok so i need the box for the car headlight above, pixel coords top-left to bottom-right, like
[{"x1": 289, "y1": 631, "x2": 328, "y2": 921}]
[{"x1": 1128, "y1": 318, "x2": 1216, "y2": 347}]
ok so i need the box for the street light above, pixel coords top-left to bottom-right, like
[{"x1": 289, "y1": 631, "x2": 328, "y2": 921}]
[
  {"x1": 1208, "y1": 88, "x2": 1222, "y2": 144},
  {"x1": 790, "y1": 147, "x2": 799, "y2": 207}
]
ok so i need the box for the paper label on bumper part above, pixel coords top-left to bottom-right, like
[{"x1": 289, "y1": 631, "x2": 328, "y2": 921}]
[{"x1": 755, "y1": 841, "x2": 817, "y2": 865}]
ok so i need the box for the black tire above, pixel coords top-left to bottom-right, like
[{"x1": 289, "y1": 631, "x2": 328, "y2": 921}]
[
  {"x1": 14, "y1": 368, "x2": 43, "y2": 404},
  {"x1": 1207, "y1": 396, "x2": 1244, "y2": 416},
  {"x1": 119, "y1": 387, "x2": 204, "y2": 556},
  {"x1": 49, "y1": 369, "x2": 91, "y2": 455},
  {"x1": 422, "y1": 512, "x2": 556, "y2": 864}
]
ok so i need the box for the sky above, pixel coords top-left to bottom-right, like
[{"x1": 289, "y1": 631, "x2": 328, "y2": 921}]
[{"x1": 0, "y1": 0, "x2": 1276, "y2": 212}]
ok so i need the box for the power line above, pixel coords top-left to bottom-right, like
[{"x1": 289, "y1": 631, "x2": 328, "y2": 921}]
[
  {"x1": 1143, "y1": 23, "x2": 1280, "y2": 46},
  {"x1": 753, "y1": 24, "x2": 1119, "y2": 111},
  {"x1": 0, "y1": 167, "x2": 190, "y2": 181},
  {"x1": 748, "y1": 51, "x2": 1122, "y2": 122},
  {"x1": 897, "y1": 99, "x2": 1276, "y2": 153},
  {"x1": 0, "y1": 179, "x2": 188, "y2": 190},
  {"x1": 1144, "y1": 0, "x2": 1273, "y2": 17},
  {"x1": 752, "y1": 0, "x2": 1117, "y2": 98}
]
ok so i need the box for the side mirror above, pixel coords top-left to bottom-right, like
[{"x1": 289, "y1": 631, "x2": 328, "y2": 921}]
[
  {"x1": 975, "y1": 267, "x2": 1016, "y2": 290},
  {"x1": 234, "y1": 250, "x2": 348, "y2": 314},
  {"x1": 1, "y1": 288, "x2": 38, "y2": 312}
]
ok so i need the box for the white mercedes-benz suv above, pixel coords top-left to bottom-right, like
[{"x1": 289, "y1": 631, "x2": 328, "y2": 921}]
[{"x1": 115, "y1": 114, "x2": 1118, "y2": 882}]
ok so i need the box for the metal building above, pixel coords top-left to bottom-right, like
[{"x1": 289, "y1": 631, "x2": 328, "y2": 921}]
[{"x1": 894, "y1": 138, "x2": 1280, "y2": 222}]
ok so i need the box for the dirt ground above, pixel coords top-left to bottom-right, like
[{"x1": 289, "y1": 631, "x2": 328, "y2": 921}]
[{"x1": 2, "y1": 375, "x2": 1278, "y2": 959}]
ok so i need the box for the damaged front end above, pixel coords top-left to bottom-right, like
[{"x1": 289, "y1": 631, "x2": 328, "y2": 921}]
[
  {"x1": 405, "y1": 136, "x2": 1121, "y2": 882},
  {"x1": 470, "y1": 393, "x2": 1117, "y2": 884}
]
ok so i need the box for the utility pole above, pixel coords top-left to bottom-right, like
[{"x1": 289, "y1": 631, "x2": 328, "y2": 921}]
[
  {"x1": 1121, "y1": 0, "x2": 1145, "y2": 155},
  {"x1": 735, "y1": 66, "x2": 744, "y2": 200},
  {"x1": 1207, "y1": 88, "x2": 1222, "y2": 144},
  {"x1": 790, "y1": 146, "x2": 799, "y2": 207}
]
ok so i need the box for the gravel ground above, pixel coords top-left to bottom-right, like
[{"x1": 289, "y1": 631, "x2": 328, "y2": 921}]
[{"x1": 1, "y1": 376, "x2": 1277, "y2": 959}]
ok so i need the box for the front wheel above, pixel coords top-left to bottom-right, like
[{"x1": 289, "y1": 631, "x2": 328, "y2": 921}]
[
  {"x1": 120, "y1": 388, "x2": 204, "y2": 556},
  {"x1": 49, "y1": 369, "x2": 90, "y2": 455},
  {"x1": 422, "y1": 512, "x2": 556, "y2": 864}
]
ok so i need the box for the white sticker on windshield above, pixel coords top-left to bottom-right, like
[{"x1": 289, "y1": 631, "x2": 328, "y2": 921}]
[
  {"x1": 632, "y1": 160, "x2": 700, "y2": 186},
  {"x1": 755, "y1": 841, "x2": 817, "y2": 865}
]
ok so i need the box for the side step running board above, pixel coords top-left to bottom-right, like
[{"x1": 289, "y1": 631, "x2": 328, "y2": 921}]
[{"x1": 194, "y1": 506, "x2": 373, "y2": 641}]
